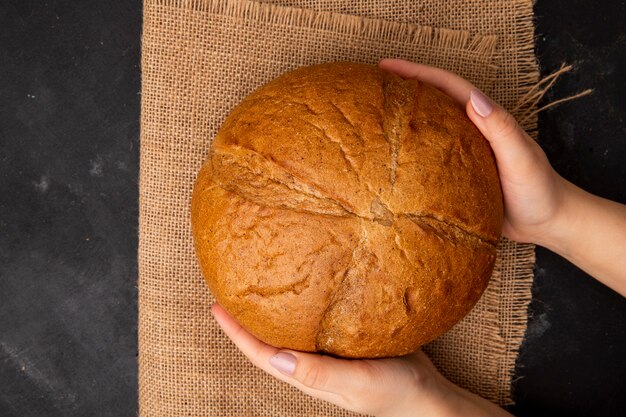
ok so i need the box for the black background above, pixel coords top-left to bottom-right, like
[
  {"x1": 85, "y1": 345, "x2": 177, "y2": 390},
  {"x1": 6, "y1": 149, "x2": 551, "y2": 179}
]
[{"x1": 1, "y1": 1, "x2": 625, "y2": 416}]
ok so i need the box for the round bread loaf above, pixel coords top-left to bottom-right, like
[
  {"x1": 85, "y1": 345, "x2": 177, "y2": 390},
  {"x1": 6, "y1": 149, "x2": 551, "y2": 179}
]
[{"x1": 191, "y1": 62, "x2": 503, "y2": 358}]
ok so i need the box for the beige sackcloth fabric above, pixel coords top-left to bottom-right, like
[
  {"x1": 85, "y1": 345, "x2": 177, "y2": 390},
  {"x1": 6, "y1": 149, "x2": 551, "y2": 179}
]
[{"x1": 139, "y1": 0, "x2": 538, "y2": 415}]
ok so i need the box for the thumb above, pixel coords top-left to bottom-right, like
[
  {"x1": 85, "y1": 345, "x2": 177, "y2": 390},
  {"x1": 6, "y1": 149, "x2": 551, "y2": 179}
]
[
  {"x1": 466, "y1": 88, "x2": 545, "y2": 174},
  {"x1": 269, "y1": 350, "x2": 367, "y2": 394}
]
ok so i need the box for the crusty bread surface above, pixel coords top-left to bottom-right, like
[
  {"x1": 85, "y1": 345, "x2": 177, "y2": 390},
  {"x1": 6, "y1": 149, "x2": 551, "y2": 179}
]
[{"x1": 191, "y1": 62, "x2": 503, "y2": 358}]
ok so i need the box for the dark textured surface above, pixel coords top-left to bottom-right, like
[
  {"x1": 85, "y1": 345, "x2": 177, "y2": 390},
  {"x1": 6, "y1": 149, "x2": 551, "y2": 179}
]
[
  {"x1": 0, "y1": 1, "x2": 141, "y2": 416},
  {"x1": 0, "y1": 0, "x2": 624, "y2": 416},
  {"x1": 509, "y1": 1, "x2": 626, "y2": 416}
]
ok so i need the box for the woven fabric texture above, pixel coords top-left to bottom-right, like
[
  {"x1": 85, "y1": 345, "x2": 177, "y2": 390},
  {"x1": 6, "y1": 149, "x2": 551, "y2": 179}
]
[{"x1": 139, "y1": 0, "x2": 538, "y2": 415}]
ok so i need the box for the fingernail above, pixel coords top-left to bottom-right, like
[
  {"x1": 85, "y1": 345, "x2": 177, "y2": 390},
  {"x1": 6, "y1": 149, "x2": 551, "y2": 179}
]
[
  {"x1": 269, "y1": 352, "x2": 297, "y2": 375},
  {"x1": 470, "y1": 89, "x2": 493, "y2": 117}
]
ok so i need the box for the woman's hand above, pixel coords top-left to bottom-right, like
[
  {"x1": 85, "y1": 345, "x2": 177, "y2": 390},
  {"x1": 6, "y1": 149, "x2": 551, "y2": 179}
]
[
  {"x1": 379, "y1": 58, "x2": 568, "y2": 246},
  {"x1": 212, "y1": 304, "x2": 512, "y2": 417}
]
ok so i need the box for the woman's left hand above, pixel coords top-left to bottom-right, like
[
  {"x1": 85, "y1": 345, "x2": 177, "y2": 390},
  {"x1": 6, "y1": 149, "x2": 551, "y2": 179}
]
[{"x1": 211, "y1": 303, "x2": 511, "y2": 417}]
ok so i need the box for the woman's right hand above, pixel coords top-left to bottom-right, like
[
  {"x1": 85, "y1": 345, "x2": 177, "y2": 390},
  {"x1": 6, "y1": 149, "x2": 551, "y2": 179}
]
[{"x1": 379, "y1": 58, "x2": 569, "y2": 247}]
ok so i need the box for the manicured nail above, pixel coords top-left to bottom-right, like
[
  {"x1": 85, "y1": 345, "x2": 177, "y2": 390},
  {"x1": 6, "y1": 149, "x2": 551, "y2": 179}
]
[
  {"x1": 269, "y1": 352, "x2": 297, "y2": 375},
  {"x1": 470, "y1": 89, "x2": 493, "y2": 117}
]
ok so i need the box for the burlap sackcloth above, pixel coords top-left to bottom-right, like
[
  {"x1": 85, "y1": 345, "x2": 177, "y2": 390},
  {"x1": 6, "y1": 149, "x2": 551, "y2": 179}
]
[{"x1": 139, "y1": 0, "x2": 538, "y2": 415}]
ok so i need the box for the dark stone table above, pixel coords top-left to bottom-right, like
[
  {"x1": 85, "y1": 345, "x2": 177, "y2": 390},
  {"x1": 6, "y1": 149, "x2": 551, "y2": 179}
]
[{"x1": 1, "y1": 1, "x2": 625, "y2": 416}]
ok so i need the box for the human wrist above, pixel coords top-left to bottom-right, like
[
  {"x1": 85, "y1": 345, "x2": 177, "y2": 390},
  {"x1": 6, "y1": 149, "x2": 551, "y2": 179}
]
[
  {"x1": 375, "y1": 375, "x2": 501, "y2": 417},
  {"x1": 373, "y1": 373, "x2": 457, "y2": 417},
  {"x1": 532, "y1": 177, "x2": 584, "y2": 257},
  {"x1": 383, "y1": 385, "x2": 511, "y2": 417},
  {"x1": 443, "y1": 384, "x2": 514, "y2": 417}
]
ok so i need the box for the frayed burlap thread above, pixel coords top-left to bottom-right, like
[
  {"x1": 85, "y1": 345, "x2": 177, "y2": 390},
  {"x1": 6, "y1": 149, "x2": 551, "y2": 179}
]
[{"x1": 139, "y1": 0, "x2": 536, "y2": 415}]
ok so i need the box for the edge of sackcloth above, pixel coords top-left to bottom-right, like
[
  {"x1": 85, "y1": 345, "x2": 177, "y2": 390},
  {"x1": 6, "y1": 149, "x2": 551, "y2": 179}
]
[
  {"x1": 491, "y1": 239, "x2": 536, "y2": 405},
  {"x1": 145, "y1": 0, "x2": 498, "y2": 59},
  {"x1": 510, "y1": 1, "x2": 541, "y2": 135}
]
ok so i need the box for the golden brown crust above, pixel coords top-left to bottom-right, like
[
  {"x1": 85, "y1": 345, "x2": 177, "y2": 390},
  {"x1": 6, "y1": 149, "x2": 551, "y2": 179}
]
[{"x1": 191, "y1": 62, "x2": 503, "y2": 358}]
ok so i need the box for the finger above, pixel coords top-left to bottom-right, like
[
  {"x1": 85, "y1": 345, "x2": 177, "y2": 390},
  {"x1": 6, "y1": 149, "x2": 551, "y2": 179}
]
[
  {"x1": 211, "y1": 303, "x2": 279, "y2": 370},
  {"x1": 378, "y1": 58, "x2": 475, "y2": 105},
  {"x1": 211, "y1": 304, "x2": 364, "y2": 401},
  {"x1": 212, "y1": 304, "x2": 336, "y2": 401},
  {"x1": 466, "y1": 89, "x2": 542, "y2": 163},
  {"x1": 271, "y1": 350, "x2": 374, "y2": 395},
  {"x1": 212, "y1": 303, "x2": 353, "y2": 392},
  {"x1": 211, "y1": 304, "x2": 352, "y2": 391}
]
